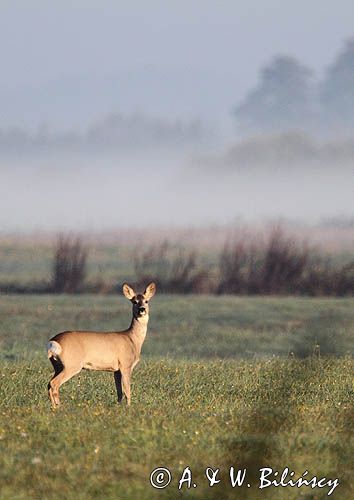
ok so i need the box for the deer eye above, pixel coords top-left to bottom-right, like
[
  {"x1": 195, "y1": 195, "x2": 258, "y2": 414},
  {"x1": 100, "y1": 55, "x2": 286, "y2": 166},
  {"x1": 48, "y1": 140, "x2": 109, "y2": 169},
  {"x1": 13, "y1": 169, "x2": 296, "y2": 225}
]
[{"x1": 133, "y1": 300, "x2": 138, "y2": 305}]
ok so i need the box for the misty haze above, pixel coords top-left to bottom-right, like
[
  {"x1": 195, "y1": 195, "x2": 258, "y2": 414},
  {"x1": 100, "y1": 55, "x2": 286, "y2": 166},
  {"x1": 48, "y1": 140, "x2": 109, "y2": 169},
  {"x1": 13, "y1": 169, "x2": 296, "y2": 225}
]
[
  {"x1": 0, "y1": 156, "x2": 352, "y2": 232},
  {"x1": 0, "y1": 1, "x2": 353, "y2": 232}
]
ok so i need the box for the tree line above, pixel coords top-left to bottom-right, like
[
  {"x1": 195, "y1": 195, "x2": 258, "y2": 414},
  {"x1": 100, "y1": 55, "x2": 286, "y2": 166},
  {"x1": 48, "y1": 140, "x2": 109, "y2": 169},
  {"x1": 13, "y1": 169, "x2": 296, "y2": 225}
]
[
  {"x1": 234, "y1": 39, "x2": 354, "y2": 136},
  {"x1": 0, "y1": 113, "x2": 209, "y2": 156}
]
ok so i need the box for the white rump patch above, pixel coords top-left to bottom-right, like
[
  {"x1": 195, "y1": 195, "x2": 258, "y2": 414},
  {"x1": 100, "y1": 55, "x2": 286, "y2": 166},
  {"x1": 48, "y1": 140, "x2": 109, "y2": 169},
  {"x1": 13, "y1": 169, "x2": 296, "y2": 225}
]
[{"x1": 47, "y1": 340, "x2": 62, "y2": 358}]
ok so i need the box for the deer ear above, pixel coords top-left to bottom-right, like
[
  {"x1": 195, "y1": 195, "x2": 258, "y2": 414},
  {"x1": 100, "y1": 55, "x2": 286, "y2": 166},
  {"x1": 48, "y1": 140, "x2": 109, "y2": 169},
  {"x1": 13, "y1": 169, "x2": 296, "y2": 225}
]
[
  {"x1": 122, "y1": 283, "x2": 136, "y2": 300},
  {"x1": 144, "y1": 282, "x2": 156, "y2": 300}
]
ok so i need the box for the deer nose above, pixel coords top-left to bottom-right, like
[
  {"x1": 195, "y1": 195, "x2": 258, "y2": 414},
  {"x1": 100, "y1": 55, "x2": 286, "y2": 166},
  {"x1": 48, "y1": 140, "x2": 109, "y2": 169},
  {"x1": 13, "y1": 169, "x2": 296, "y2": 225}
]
[{"x1": 139, "y1": 307, "x2": 146, "y2": 313}]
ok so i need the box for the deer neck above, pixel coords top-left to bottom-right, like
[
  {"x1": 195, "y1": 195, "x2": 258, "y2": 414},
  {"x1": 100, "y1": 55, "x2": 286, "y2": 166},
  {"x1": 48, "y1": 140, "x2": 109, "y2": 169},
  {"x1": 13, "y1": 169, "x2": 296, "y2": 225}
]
[{"x1": 129, "y1": 315, "x2": 149, "y2": 352}]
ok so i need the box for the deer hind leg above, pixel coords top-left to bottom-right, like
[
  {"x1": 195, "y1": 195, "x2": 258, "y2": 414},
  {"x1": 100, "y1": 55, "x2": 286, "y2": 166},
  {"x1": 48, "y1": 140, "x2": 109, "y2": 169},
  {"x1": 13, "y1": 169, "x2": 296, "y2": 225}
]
[
  {"x1": 120, "y1": 367, "x2": 132, "y2": 406},
  {"x1": 114, "y1": 370, "x2": 123, "y2": 403},
  {"x1": 48, "y1": 359, "x2": 82, "y2": 408},
  {"x1": 48, "y1": 356, "x2": 63, "y2": 407}
]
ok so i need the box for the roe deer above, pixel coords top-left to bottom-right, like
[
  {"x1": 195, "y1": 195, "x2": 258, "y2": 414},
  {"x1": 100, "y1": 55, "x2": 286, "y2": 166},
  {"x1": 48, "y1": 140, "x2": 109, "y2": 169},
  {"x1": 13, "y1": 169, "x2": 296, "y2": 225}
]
[{"x1": 47, "y1": 282, "x2": 156, "y2": 408}]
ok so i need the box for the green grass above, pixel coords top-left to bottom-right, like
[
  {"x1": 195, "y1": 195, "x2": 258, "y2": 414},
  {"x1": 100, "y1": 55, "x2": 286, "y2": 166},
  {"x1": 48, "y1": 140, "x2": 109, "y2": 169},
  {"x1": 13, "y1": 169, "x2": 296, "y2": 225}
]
[
  {"x1": 0, "y1": 294, "x2": 353, "y2": 360},
  {"x1": 0, "y1": 295, "x2": 353, "y2": 499}
]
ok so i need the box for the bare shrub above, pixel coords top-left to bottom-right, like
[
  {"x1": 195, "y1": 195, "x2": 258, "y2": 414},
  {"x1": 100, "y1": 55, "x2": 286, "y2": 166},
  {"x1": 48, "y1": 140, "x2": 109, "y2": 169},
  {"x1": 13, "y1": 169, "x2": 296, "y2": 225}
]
[
  {"x1": 218, "y1": 239, "x2": 260, "y2": 294},
  {"x1": 300, "y1": 257, "x2": 354, "y2": 296},
  {"x1": 219, "y1": 228, "x2": 310, "y2": 295},
  {"x1": 218, "y1": 227, "x2": 354, "y2": 296},
  {"x1": 336, "y1": 261, "x2": 354, "y2": 295},
  {"x1": 260, "y1": 228, "x2": 309, "y2": 294},
  {"x1": 133, "y1": 240, "x2": 213, "y2": 293},
  {"x1": 51, "y1": 235, "x2": 88, "y2": 293}
]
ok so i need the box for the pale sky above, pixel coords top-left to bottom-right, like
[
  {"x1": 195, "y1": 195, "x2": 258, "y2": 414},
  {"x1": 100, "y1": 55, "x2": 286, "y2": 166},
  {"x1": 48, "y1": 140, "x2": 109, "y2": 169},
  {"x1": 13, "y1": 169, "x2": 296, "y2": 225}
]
[
  {"x1": 1, "y1": 1, "x2": 353, "y2": 129},
  {"x1": 1, "y1": 1, "x2": 353, "y2": 231}
]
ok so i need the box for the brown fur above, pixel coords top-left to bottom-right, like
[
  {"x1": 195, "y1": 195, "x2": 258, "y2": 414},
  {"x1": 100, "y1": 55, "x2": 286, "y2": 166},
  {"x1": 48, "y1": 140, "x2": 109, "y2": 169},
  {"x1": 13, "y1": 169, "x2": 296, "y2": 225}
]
[{"x1": 47, "y1": 282, "x2": 156, "y2": 408}]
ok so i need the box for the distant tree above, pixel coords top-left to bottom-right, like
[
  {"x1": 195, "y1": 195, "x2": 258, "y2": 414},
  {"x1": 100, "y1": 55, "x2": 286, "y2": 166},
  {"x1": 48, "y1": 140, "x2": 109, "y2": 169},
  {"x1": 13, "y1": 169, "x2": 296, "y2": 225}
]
[
  {"x1": 320, "y1": 39, "x2": 354, "y2": 132},
  {"x1": 234, "y1": 56, "x2": 314, "y2": 134},
  {"x1": 85, "y1": 112, "x2": 208, "y2": 149}
]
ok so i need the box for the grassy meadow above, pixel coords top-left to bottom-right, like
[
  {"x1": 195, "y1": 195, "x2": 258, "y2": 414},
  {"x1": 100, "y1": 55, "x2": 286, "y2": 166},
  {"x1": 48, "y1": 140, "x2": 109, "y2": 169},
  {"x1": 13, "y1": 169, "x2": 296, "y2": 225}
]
[{"x1": 0, "y1": 294, "x2": 353, "y2": 499}]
